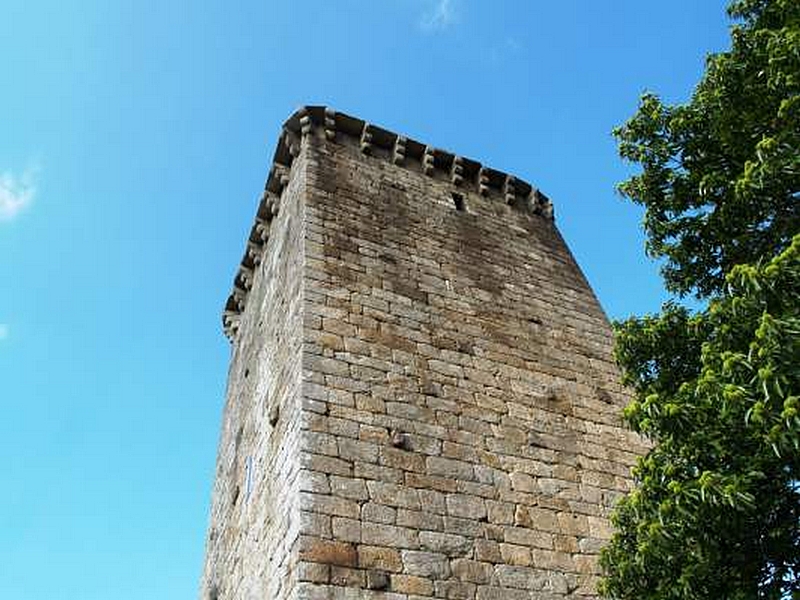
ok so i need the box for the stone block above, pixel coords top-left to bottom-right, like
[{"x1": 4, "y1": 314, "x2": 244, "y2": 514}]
[
  {"x1": 358, "y1": 545, "x2": 403, "y2": 573},
  {"x1": 299, "y1": 537, "x2": 357, "y2": 567}
]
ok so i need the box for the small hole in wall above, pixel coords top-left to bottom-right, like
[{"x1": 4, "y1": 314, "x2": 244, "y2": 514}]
[
  {"x1": 452, "y1": 192, "x2": 466, "y2": 212},
  {"x1": 244, "y1": 368, "x2": 250, "y2": 379},
  {"x1": 208, "y1": 584, "x2": 219, "y2": 600}
]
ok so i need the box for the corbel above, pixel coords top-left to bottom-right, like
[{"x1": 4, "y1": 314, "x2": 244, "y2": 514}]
[
  {"x1": 503, "y1": 175, "x2": 516, "y2": 205},
  {"x1": 272, "y1": 163, "x2": 290, "y2": 191},
  {"x1": 269, "y1": 194, "x2": 281, "y2": 217},
  {"x1": 254, "y1": 217, "x2": 270, "y2": 243},
  {"x1": 529, "y1": 187, "x2": 554, "y2": 220},
  {"x1": 478, "y1": 167, "x2": 490, "y2": 196},
  {"x1": 223, "y1": 310, "x2": 241, "y2": 339},
  {"x1": 298, "y1": 109, "x2": 313, "y2": 137},
  {"x1": 360, "y1": 124, "x2": 374, "y2": 154},
  {"x1": 239, "y1": 267, "x2": 254, "y2": 291},
  {"x1": 232, "y1": 285, "x2": 247, "y2": 311},
  {"x1": 257, "y1": 189, "x2": 273, "y2": 221},
  {"x1": 423, "y1": 146, "x2": 435, "y2": 176},
  {"x1": 283, "y1": 128, "x2": 301, "y2": 158},
  {"x1": 323, "y1": 108, "x2": 336, "y2": 141},
  {"x1": 247, "y1": 242, "x2": 264, "y2": 266},
  {"x1": 541, "y1": 200, "x2": 554, "y2": 220},
  {"x1": 393, "y1": 136, "x2": 406, "y2": 166},
  {"x1": 263, "y1": 189, "x2": 281, "y2": 217},
  {"x1": 451, "y1": 156, "x2": 464, "y2": 186}
]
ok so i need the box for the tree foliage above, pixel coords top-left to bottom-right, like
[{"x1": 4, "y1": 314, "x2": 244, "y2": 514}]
[
  {"x1": 614, "y1": 0, "x2": 799, "y2": 298},
  {"x1": 601, "y1": 238, "x2": 800, "y2": 599},
  {"x1": 601, "y1": 1, "x2": 800, "y2": 598}
]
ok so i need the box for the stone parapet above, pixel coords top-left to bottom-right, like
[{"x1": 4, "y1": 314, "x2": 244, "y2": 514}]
[{"x1": 223, "y1": 106, "x2": 554, "y2": 340}]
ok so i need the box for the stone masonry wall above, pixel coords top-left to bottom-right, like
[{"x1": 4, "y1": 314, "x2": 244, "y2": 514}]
[
  {"x1": 199, "y1": 150, "x2": 307, "y2": 600},
  {"x1": 201, "y1": 109, "x2": 646, "y2": 600},
  {"x1": 293, "y1": 131, "x2": 646, "y2": 599}
]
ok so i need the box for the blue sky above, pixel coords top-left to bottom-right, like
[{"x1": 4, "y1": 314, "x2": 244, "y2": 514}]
[{"x1": 1, "y1": 1, "x2": 730, "y2": 598}]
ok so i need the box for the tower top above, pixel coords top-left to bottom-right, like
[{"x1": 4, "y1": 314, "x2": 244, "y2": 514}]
[{"x1": 223, "y1": 106, "x2": 555, "y2": 340}]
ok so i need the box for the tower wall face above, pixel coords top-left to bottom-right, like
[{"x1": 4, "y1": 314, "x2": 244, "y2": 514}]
[
  {"x1": 201, "y1": 108, "x2": 645, "y2": 600},
  {"x1": 200, "y1": 152, "x2": 307, "y2": 600}
]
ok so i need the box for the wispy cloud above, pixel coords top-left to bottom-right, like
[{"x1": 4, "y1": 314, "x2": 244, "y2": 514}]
[
  {"x1": 0, "y1": 165, "x2": 38, "y2": 222},
  {"x1": 420, "y1": 0, "x2": 457, "y2": 32},
  {"x1": 0, "y1": 324, "x2": 8, "y2": 340}
]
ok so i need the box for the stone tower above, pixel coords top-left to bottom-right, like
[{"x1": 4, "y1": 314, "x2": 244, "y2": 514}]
[{"x1": 199, "y1": 107, "x2": 644, "y2": 600}]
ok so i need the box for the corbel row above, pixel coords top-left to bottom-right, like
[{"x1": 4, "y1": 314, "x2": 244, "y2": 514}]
[
  {"x1": 223, "y1": 149, "x2": 297, "y2": 340},
  {"x1": 291, "y1": 106, "x2": 555, "y2": 222}
]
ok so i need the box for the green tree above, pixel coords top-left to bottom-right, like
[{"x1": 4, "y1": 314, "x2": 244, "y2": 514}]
[
  {"x1": 615, "y1": 0, "x2": 799, "y2": 299},
  {"x1": 600, "y1": 1, "x2": 800, "y2": 598}
]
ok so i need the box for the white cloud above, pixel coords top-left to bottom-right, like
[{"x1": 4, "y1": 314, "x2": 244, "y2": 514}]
[
  {"x1": 0, "y1": 324, "x2": 8, "y2": 340},
  {"x1": 420, "y1": 0, "x2": 457, "y2": 32},
  {"x1": 0, "y1": 165, "x2": 38, "y2": 222}
]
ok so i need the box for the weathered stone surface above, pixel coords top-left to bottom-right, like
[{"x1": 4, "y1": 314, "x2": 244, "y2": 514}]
[
  {"x1": 419, "y1": 531, "x2": 473, "y2": 557},
  {"x1": 446, "y1": 493, "x2": 487, "y2": 520},
  {"x1": 300, "y1": 538, "x2": 358, "y2": 567},
  {"x1": 500, "y1": 543, "x2": 533, "y2": 566},
  {"x1": 391, "y1": 573, "x2": 435, "y2": 596},
  {"x1": 401, "y1": 550, "x2": 451, "y2": 579},
  {"x1": 358, "y1": 546, "x2": 403, "y2": 573},
  {"x1": 199, "y1": 107, "x2": 647, "y2": 600}
]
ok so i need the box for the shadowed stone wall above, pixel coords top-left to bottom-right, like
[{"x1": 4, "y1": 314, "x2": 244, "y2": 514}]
[{"x1": 200, "y1": 108, "x2": 645, "y2": 600}]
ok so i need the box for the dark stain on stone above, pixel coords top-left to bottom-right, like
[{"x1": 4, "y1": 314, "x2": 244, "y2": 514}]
[
  {"x1": 451, "y1": 209, "x2": 508, "y2": 298},
  {"x1": 392, "y1": 279, "x2": 428, "y2": 304}
]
